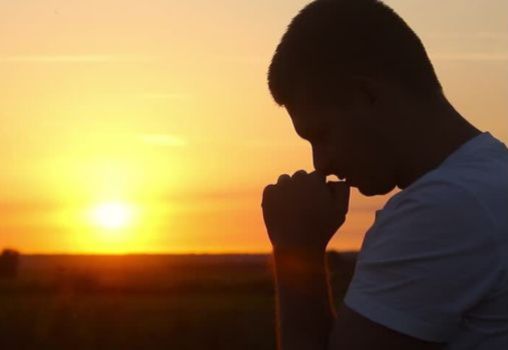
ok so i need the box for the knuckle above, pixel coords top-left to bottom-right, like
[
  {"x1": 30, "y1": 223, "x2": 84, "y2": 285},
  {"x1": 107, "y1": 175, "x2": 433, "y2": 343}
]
[
  {"x1": 263, "y1": 184, "x2": 275, "y2": 195},
  {"x1": 277, "y1": 175, "x2": 292, "y2": 187},
  {"x1": 292, "y1": 169, "x2": 308, "y2": 178},
  {"x1": 310, "y1": 170, "x2": 326, "y2": 182}
]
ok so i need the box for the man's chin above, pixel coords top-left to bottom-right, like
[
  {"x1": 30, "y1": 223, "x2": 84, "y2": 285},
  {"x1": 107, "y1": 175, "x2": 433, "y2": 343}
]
[{"x1": 356, "y1": 182, "x2": 396, "y2": 197}]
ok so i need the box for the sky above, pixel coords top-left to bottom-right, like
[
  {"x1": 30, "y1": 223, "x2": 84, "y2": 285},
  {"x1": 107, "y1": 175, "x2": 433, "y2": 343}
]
[{"x1": 0, "y1": 0, "x2": 507, "y2": 254}]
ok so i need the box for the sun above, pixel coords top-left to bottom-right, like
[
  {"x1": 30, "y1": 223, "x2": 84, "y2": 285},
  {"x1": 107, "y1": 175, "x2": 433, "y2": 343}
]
[{"x1": 91, "y1": 202, "x2": 134, "y2": 229}]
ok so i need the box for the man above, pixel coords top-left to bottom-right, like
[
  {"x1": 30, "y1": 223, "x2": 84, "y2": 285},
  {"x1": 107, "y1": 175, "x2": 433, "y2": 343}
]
[{"x1": 261, "y1": 0, "x2": 508, "y2": 349}]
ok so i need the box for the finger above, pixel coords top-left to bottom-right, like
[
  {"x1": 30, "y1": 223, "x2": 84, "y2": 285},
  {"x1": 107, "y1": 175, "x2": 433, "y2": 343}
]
[
  {"x1": 292, "y1": 169, "x2": 308, "y2": 180},
  {"x1": 261, "y1": 184, "x2": 276, "y2": 207},
  {"x1": 309, "y1": 170, "x2": 326, "y2": 183},
  {"x1": 327, "y1": 181, "x2": 350, "y2": 213},
  {"x1": 277, "y1": 174, "x2": 291, "y2": 185},
  {"x1": 263, "y1": 184, "x2": 276, "y2": 196}
]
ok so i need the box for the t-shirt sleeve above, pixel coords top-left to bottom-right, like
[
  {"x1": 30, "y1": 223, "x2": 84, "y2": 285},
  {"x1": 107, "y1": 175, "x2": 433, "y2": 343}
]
[{"x1": 343, "y1": 181, "x2": 501, "y2": 343}]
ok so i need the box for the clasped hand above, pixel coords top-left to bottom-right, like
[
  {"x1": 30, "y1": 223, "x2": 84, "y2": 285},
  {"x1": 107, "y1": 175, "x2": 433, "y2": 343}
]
[{"x1": 262, "y1": 170, "x2": 350, "y2": 253}]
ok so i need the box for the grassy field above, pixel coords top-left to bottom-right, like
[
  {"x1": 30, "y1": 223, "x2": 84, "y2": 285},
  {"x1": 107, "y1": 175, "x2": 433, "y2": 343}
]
[{"x1": 0, "y1": 253, "x2": 356, "y2": 349}]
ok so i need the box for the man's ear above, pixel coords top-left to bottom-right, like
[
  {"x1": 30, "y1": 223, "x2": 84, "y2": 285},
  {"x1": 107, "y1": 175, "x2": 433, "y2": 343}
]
[
  {"x1": 346, "y1": 76, "x2": 383, "y2": 129},
  {"x1": 350, "y1": 75, "x2": 380, "y2": 109}
]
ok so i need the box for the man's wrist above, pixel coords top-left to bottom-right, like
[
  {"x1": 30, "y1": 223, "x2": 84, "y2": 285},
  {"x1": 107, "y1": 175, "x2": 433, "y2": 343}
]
[
  {"x1": 273, "y1": 246, "x2": 327, "y2": 273},
  {"x1": 273, "y1": 245, "x2": 326, "y2": 259},
  {"x1": 272, "y1": 244, "x2": 326, "y2": 259}
]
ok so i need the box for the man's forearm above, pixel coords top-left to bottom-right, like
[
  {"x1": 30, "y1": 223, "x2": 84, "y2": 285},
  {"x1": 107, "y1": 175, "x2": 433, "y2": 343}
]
[{"x1": 273, "y1": 248, "x2": 336, "y2": 350}]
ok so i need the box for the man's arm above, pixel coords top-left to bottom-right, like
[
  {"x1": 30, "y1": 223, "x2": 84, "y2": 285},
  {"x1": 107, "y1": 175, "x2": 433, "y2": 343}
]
[
  {"x1": 262, "y1": 170, "x2": 444, "y2": 350},
  {"x1": 272, "y1": 248, "x2": 334, "y2": 350}
]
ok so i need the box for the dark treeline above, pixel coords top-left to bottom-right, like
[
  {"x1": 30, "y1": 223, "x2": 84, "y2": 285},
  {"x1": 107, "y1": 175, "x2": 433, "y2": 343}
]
[{"x1": 0, "y1": 251, "x2": 357, "y2": 297}]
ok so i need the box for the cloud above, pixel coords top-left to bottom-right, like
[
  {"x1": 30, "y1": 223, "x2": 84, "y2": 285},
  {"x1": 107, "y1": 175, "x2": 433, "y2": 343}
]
[
  {"x1": 139, "y1": 134, "x2": 188, "y2": 147},
  {"x1": 426, "y1": 31, "x2": 508, "y2": 40},
  {"x1": 430, "y1": 52, "x2": 508, "y2": 62},
  {"x1": 166, "y1": 189, "x2": 260, "y2": 202},
  {"x1": 0, "y1": 54, "x2": 158, "y2": 64},
  {"x1": 211, "y1": 53, "x2": 269, "y2": 65},
  {"x1": 473, "y1": 32, "x2": 508, "y2": 40}
]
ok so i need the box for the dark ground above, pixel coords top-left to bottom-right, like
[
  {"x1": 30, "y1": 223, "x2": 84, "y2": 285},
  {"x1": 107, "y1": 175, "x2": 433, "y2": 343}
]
[{"x1": 0, "y1": 252, "x2": 357, "y2": 350}]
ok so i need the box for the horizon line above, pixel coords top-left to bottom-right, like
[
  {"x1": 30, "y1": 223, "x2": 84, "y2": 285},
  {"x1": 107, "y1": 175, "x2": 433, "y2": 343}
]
[{"x1": 6, "y1": 249, "x2": 359, "y2": 256}]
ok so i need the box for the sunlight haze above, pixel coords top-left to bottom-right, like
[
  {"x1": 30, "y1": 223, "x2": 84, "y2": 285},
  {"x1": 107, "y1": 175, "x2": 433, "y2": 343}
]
[{"x1": 0, "y1": 0, "x2": 506, "y2": 253}]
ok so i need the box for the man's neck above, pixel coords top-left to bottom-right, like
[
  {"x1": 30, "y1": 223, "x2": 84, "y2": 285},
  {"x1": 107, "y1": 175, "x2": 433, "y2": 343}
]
[{"x1": 395, "y1": 102, "x2": 481, "y2": 189}]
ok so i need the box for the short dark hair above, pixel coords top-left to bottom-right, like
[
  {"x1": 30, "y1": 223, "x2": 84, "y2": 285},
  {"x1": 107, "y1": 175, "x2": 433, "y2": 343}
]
[{"x1": 268, "y1": 0, "x2": 442, "y2": 106}]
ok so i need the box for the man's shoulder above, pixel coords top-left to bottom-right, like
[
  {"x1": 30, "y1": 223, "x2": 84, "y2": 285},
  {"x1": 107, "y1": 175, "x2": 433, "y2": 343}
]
[
  {"x1": 403, "y1": 132, "x2": 508, "y2": 208},
  {"x1": 386, "y1": 131, "x2": 508, "y2": 221},
  {"x1": 366, "y1": 175, "x2": 498, "y2": 258},
  {"x1": 383, "y1": 176, "x2": 480, "y2": 218}
]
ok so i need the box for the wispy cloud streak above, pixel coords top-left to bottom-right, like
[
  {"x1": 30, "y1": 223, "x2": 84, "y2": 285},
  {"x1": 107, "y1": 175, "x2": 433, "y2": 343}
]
[
  {"x1": 0, "y1": 54, "x2": 158, "y2": 64},
  {"x1": 430, "y1": 52, "x2": 508, "y2": 62}
]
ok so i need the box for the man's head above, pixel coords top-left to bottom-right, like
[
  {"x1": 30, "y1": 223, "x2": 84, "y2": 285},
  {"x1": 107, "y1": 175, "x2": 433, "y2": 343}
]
[{"x1": 268, "y1": 0, "x2": 443, "y2": 196}]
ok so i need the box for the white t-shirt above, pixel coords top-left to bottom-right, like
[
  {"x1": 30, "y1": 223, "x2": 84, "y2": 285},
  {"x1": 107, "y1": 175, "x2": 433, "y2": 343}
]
[{"x1": 344, "y1": 132, "x2": 508, "y2": 349}]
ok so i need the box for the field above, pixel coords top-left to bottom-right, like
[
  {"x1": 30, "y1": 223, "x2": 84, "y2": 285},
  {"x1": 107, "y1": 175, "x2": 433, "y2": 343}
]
[{"x1": 0, "y1": 253, "x2": 357, "y2": 349}]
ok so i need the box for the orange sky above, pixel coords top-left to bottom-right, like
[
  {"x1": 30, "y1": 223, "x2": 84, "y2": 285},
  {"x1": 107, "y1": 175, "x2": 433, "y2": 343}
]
[{"x1": 0, "y1": 0, "x2": 507, "y2": 253}]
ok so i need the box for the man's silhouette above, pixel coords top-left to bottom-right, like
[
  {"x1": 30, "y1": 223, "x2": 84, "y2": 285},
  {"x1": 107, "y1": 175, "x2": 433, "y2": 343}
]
[{"x1": 261, "y1": 0, "x2": 508, "y2": 349}]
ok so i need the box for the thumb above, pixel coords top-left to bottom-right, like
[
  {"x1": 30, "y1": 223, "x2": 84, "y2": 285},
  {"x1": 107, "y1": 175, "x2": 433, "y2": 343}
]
[{"x1": 327, "y1": 181, "x2": 350, "y2": 214}]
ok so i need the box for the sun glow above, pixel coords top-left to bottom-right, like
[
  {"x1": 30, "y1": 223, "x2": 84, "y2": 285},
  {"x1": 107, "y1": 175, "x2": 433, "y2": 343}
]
[
  {"x1": 56, "y1": 200, "x2": 163, "y2": 253},
  {"x1": 91, "y1": 202, "x2": 134, "y2": 230}
]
